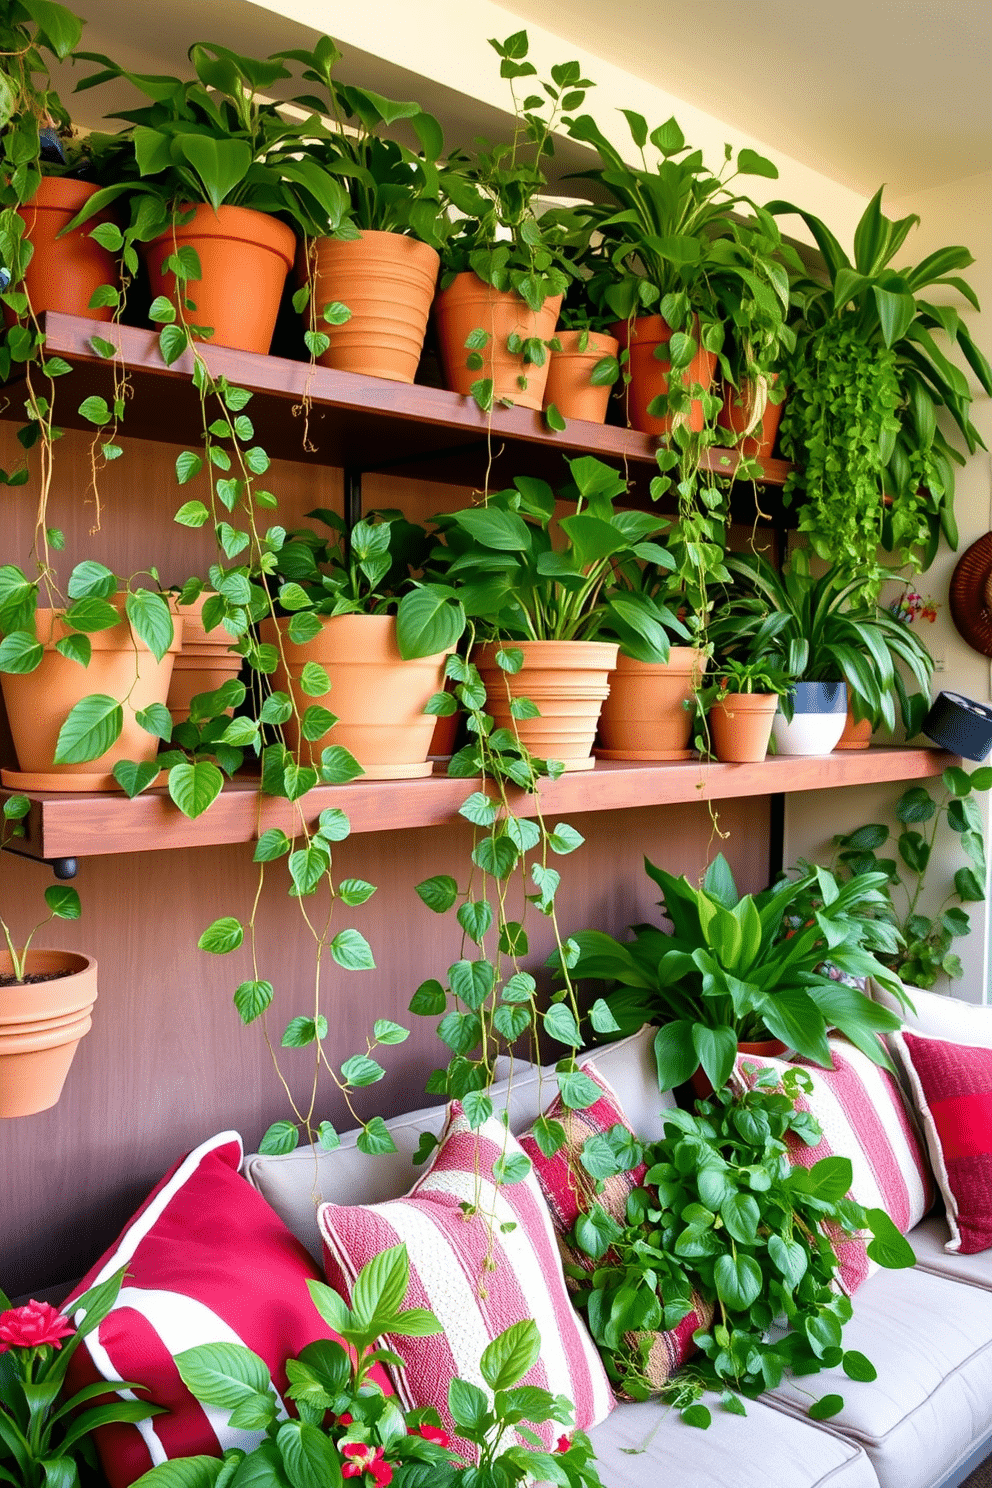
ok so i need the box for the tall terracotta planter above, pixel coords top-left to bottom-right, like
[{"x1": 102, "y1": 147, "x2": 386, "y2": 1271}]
[
  {"x1": 141, "y1": 204, "x2": 296, "y2": 354},
  {"x1": 612, "y1": 315, "x2": 717, "y2": 435},
  {"x1": 434, "y1": 272, "x2": 562, "y2": 411},
  {"x1": 0, "y1": 951, "x2": 97, "y2": 1118},
  {"x1": 260, "y1": 614, "x2": 452, "y2": 780},
  {"x1": 7, "y1": 177, "x2": 118, "y2": 325},
  {"x1": 543, "y1": 330, "x2": 619, "y2": 424},
  {"x1": 597, "y1": 649, "x2": 707, "y2": 760},
  {"x1": 301, "y1": 231, "x2": 439, "y2": 383},
  {"x1": 474, "y1": 640, "x2": 619, "y2": 773},
  {"x1": 708, "y1": 693, "x2": 778, "y2": 763},
  {"x1": 167, "y1": 593, "x2": 243, "y2": 725},
  {"x1": 0, "y1": 602, "x2": 182, "y2": 791},
  {"x1": 716, "y1": 376, "x2": 784, "y2": 458}
]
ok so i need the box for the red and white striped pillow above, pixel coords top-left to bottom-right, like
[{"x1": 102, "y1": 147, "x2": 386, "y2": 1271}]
[
  {"x1": 65, "y1": 1131, "x2": 388, "y2": 1488},
  {"x1": 732, "y1": 1039, "x2": 934, "y2": 1293},
  {"x1": 318, "y1": 1102, "x2": 614, "y2": 1457}
]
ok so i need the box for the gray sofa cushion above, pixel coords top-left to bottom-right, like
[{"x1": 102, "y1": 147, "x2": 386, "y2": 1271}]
[{"x1": 912, "y1": 1214, "x2": 992, "y2": 1289}]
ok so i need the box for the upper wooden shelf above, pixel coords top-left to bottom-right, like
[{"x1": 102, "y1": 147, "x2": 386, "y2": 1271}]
[
  {"x1": 0, "y1": 748, "x2": 956, "y2": 865},
  {"x1": 2, "y1": 313, "x2": 792, "y2": 503}
]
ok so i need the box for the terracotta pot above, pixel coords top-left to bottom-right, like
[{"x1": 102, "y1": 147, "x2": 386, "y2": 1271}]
[
  {"x1": 0, "y1": 950, "x2": 97, "y2": 1118},
  {"x1": 0, "y1": 599, "x2": 182, "y2": 792},
  {"x1": 836, "y1": 709, "x2": 874, "y2": 751},
  {"x1": 8, "y1": 177, "x2": 118, "y2": 325},
  {"x1": 167, "y1": 593, "x2": 242, "y2": 725},
  {"x1": 542, "y1": 330, "x2": 619, "y2": 424},
  {"x1": 690, "y1": 1037, "x2": 789, "y2": 1100},
  {"x1": 434, "y1": 272, "x2": 562, "y2": 411},
  {"x1": 612, "y1": 315, "x2": 717, "y2": 435},
  {"x1": 716, "y1": 376, "x2": 784, "y2": 459},
  {"x1": 474, "y1": 640, "x2": 619, "y2": 773},
  {"x1": 141, "y1": 205, "x2": 296, "y2": 354},
  {"x1": 597, "y1": 649, "x2": 707, "y2": 760},
  {"x1": 260, "y1": 614, "x2": 452, "y2": 780},
  {"x1": 772, "y1": 681, "x2": 848, "y2": 757},
  {"x1": 301, "y1": 231, "x2": 439, "y2": 384},
  {"x1": 709, "y1": 692, "x2": 778, "y2": 763}
]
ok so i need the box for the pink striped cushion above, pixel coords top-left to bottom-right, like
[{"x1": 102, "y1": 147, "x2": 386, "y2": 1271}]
[
  {"x1": 732, "y1": 1039, "x2": 934, "y2": 1293},
  {"x1": 64, "y1": 1132, "x2": 386, "y2": 1488},
  {"x1": 519, "y1": 1067, "x2": 712, "y2": 1394},
  {"x1": 318, "y1": 1102, "x2": 614, "y2": 1457}
]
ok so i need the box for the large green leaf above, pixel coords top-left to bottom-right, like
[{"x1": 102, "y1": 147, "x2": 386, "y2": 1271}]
[
  {"x1": 451, "y1": 506, "x2": 532, "y2": 552},
  {"x1": 175, "y1": 137, "x2": 253, "y2": 212},
  {"x1": 395, "y1": 587, "x2": 464, "y2": 659},
  {"x1": 53, "y1": 694, "x2": 123, "y2": 764},
  {"x1": 127, "y1": 590, "x2": 174, "y2": 662}
]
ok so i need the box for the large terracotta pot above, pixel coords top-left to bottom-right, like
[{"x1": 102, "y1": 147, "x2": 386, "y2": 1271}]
[
  {"x1": 301, "y1": 231, "x2": 439, "y2": 384},
  {"x1": 167, "y1": 593, "x2": 243, "y2": 725},
  {"x1": 709, "y1": 692, "x2": 778, "y2": 763},
  {"x1": 597, "y1": 649, "x2": 707, "y2": 760},
  {"x1": 543, "y1": 330, "x2": 619, "y2": 424},
  {"x1": 474, "y1": 640, "x2": 619, "y2": 773},
  {"x1": 836, "y1": 708, "x2": 874, "y2": 751},
  {"x1": 434, "y1": 272, "x2": 562, "y2": 411},
  {"x1": 8, "y1": 177, "x2": 118, "y2": 324},
  {"x1": 716, "y1": 376, "x2": 784, "y2": 459},
  {"x1": 772, "y1": 681, "x2": 848, "y2": 757},
  {"x1": 260, "y1": 614, "x2": 452, "y2": 780},
  {"x1": 141, "y1": 204, "x2": 296, "y2": 354},
  {"x1": 612, "y1": 315, "x2": 717, "y2": 435},
  {"x1": 0, "y1": 951, "x2": 97, "y2": 1118},
  {"x1": 0, "y1": 599, "x2": 182, "y2": 791}
]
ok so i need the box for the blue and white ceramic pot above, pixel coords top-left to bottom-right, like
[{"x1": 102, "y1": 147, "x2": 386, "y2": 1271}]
[{"x1": 772, "y1": 680, "x2": 848, "y2": 756}]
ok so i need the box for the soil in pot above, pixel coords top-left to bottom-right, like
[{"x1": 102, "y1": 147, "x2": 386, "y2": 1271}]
[
  {"x1": 8, "y1": 177, "x2": 118, "y2": 325},
  {"x1": 597, "y1": 649, "x2": 707, "y2": 761},
  {"x1": 612, "y1": 315, "x2": 717, "y2": 436},
  {"x1": 434, "y1": 273, "x2": 562, "y2": 411},
  {"x1": 542, "y1": 330, "x2": 619, "y2": 424},
  {"x1": 141, "y1": 205, "x2": 296, "y2": 355},
  {"x1": 301, "y1": 231, "x2": 440, "y2": 384},
  {"x1": 0, "y1": 950, "x2": 97, "y2": 1118},
  {"x1": 708, "y1": 693, "x2": 778, "y2": 763},
  {"x1": 474, "y1": 640, "x2": 619, "y2": 772}
]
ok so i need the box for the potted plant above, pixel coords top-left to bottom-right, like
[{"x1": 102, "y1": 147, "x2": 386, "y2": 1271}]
[
  {"x1": 563, "y1": 851, "x2": 910, "y2": 1094},
  {"x1": 769, "y1": 188, "x2": 992, "y2": 575},
  {"x1": 701, "y1": 655, "x2": 796, "y2": 764},
  {"x1": 540, "y1": 256, "x2": 621, "y2": 426}
]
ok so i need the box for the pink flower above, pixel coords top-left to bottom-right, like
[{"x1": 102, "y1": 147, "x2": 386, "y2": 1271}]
[
  {"x1": 0, "y1": 1301, "x2": 74, "y2": 1354},
  {"x1": 555, "y1": 1434, "x2": 573, "y2": 1454},
  {"x1": 340, "y1": 1442, "x2": 393, "y2": 1486},
  {"x1": 410, "y1": 1423, "x2": 451, "y2": 1448}
]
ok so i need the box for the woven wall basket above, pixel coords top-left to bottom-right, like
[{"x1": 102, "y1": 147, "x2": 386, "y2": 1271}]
[{"x1": 949, "y1": 532, "x2": 992, "y2": 656}]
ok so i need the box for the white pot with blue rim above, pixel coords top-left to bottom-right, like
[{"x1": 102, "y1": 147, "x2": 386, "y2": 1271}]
[{"x1": 772, "y1": 681, "x2": 848, "y2": 756}]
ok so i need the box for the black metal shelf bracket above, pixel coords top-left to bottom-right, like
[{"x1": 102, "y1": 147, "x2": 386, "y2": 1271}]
[{"x1": 1, "y1": 840, "x2": 78, "y2": 879}]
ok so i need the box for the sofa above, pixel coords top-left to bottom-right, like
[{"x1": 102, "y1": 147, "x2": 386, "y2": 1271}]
[{"x1": 241, "y1": 984, "x2": 992, "y2": 1488}]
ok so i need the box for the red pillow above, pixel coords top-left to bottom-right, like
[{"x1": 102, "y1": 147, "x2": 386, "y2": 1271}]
[
  {"x1": 65, "y1": 1131, "x2": 390, "y2": 1488},
  {"x1": 893, "y1": 1030, "x2": 992, "y2": 1254}
]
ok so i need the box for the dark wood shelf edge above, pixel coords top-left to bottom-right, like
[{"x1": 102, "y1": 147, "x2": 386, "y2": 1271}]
[{"x1": 0, "y1": 747, "x2": 957, "y2": 863}]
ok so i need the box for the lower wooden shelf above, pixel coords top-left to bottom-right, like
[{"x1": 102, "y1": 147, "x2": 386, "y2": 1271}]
[{"x1": 0, "y1": 747, "x2": 958, "y2": 864}]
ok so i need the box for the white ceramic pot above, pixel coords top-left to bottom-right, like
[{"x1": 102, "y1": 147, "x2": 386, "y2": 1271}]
[{"x1": 772, "y1": 681, "x2": 848, "y2": 756}]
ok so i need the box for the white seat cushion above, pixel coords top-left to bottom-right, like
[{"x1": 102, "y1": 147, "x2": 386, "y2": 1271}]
[{"x1": 912, "y1": 1213, "x2": 992, "y2": 1289}]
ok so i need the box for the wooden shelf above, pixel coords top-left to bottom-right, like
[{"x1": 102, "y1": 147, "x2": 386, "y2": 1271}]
[
  {"x1": 1, "y1": 312, "x2": 792, "y2": 503},
  {"x1": 0, "y1": 748, "x2": 956, "y2": 864}
]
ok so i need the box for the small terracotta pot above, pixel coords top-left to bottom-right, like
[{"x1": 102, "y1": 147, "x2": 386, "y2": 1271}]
[
  {"x1": 0, "y1": 599, "x2": 182, "y2": 792},
  {"x1": 141, "y1": 204, "x2": 296, "y2": 354},
  {"x1": 167, "y1": 593, "x2": 242, "y2": 724},
  {"x1": 612, "y1": 315, "x2": 717, "y2": 435},
  {"x1": 836, "y1": 709, "x2": 874, "y2": 751},
  {"x1": 716, "y1": 376, "x2": 784, "y2": 459},
  {"x1": 8, "y1": 177, "x2": 118, "y2": 324},
  {"x1": 434, "y1": 272, "x2": 562, "y2": 411},
  {"x1": 474, "y1": 640, "x2": 619, "y2": 772},
  {"x1": 0, "y1": 950, "x2": 97, "y2": 1118},
  {"x1": 709, "y1": 692, "x2": 778, "y2": 763},
  {"x1": 260, "y1": 614, "x2": 452, "y2": 780},
  {"x1": 690, "y1": 1037, "x2": 789, "y2": 1100},
  {"x1": 543, "y1": 330, "x2": 619, "y2": 424},
  {"x1": 597, "y1": 649, "x2": 707, "y2": 760},
  {"x1": 301, "y1": 231, "x2": 439, "y2": 384}
]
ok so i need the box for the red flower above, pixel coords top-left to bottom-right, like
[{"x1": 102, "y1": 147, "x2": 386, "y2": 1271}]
[
  {"x1": 340, "y1": 1442, "x2": 393, "y2": 1486},
  {"x1": 555, "y1": 1434, "x2": 573, "y2": 1454},
  {"x1": 0, "y1": 1301, "x2": 74, "y2": 1354},
  {"x1": 410, "y1": 1423, "x2": 451, "y2": 1448}
]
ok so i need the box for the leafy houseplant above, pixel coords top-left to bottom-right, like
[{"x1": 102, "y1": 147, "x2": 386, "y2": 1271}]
[
  {"x1": 564, "y1": 852, "x2": 910, "y2": 1094},
  {"x1": 0, "y1": 1269, "x2": 161, "y2": 1485},
  {"x1": 771, "y1": 188, "x2": 992, "y2": 575},
  {"x1": 563, "y1": 1071, "x2": 914, "y2": 1420},
  {"x1": 126, "y1": 1243, "x2": 603, "y2": 1488},
  {"x1": 699, "y1": 656, "x2": 796, "y2": 765}
]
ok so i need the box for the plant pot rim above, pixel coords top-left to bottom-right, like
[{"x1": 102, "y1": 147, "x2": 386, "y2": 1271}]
[
  {"x1": 151, "y1": 203, "x2": 296, "y2": 267},
  {"x1": 29, "y1": 603, "x2": 183, "y2": 654}
]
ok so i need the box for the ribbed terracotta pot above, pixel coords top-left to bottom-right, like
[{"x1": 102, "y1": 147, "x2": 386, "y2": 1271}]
[
  {"x1": 141, "y1": 204, "x2": 296, "y2": 354},
  {"x1": 301, "y1": 231, "x2": 439, "y2": 383},
  {"x1": 716, "y1": 376, "x2": 784, "y2": 458},
  {"x1": 434, "y1": 272, "x2": 562, "y2": 411},
  {"x1": 690, "y1": 1037, "x2": 788, "y2": 1100},
  {"x1": 0, "y1": 951, "x2": 97, "y2": 1118},
  {"x1": 612, "y1": 315, "x2": 717, "y2": 435},
  {"x1": 260, "y1": 614, "x2": 452, "y2": 780},
  {"x1": 0, "y1": 600, "x2": 181, "y2": 791},
  {"x1": 709, "y1": 692, "x2": 778, "y2": 763},
  {"x1": 836, "y1": 708, "x2": 873, "y2": 751},
  {"x1": 167, "y1": 593, "x2": 242, "y2": 724},
  {"x1": 597, "y1": 649, "x2": 707, "y2": 760},
  {"x1": 474, "y1": 640, "x2": 619, "y2": 772},
  {"x1": 543, "y1": 330, "x2": 619, "y2": 424},
  {"x1": 8, "y1": 177, "x2": 118, "y2": 325}
]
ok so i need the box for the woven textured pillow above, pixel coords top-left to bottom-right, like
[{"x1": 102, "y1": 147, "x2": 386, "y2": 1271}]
[
  {"x1": 318, "y1": 1102, "x2": 613, "y2": 1457},
  {"x1": 732, "y1": 1038, "x2": 934, "y2": 1293},
  {"x1": 519, "y1": 1065, "x2": 712, "y2": 1394},
  {"x1": 64, "y1": 1131, "x2": 388, "y2": 1488},
  {"x1": 892, "y1": 1029, "x2": 992, "y2": 1254}
]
